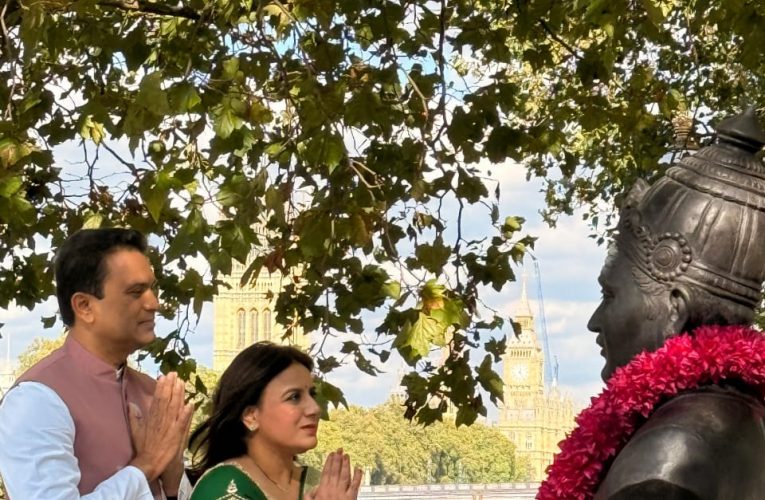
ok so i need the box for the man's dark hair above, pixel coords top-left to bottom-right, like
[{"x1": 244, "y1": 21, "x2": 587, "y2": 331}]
[{"x1": 55, "y1": 228, "x2": 148, "y2": 327}]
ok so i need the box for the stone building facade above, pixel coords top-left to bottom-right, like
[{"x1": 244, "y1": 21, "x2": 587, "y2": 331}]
[
  {"x1": 497, "y1": 282, "x2": 575, "y2": 481},
  {"x1": 212, "y1": 253, "x2": 308, "y2": 372}
]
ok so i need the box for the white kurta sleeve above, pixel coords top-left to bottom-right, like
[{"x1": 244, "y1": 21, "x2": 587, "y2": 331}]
[
  {"x1": 0, "y1": 382, "x2": 154, "y2": 499},
  {"x1": 163, "y1": 473, "x2": 193, "y2": 500}
]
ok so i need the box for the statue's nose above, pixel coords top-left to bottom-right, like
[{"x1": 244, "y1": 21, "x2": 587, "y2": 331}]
[{"x1": 587, "y1": 309, "x2": 601, "y2": 333}]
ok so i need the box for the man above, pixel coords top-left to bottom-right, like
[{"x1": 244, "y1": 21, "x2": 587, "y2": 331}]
[
  {"x1": 585, "y1": 107, "x2": 765, "y2": 499},
  {"x1": 0, "y1": 228, "x2": 193, "y2": 499}
]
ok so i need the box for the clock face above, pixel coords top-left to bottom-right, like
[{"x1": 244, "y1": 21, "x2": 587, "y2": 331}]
[{"x1": 511, "y1": 363, "x2": 529, "y2": 382}]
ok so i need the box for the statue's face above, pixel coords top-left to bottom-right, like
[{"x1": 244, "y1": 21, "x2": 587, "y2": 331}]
[{"x1": 587, "y1": 252, "x2": 673, "y2": 381}]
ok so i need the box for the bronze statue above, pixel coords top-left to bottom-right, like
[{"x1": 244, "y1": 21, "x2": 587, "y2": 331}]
[{"x1": 587, "y1": 107, "x2": 765, "y2": 499}]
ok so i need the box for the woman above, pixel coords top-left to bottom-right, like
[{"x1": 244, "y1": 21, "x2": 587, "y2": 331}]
[{"x1": 189, "y1": 342, "x2": 361, "y2": 499}]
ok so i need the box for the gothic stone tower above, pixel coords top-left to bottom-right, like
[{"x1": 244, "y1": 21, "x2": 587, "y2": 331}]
[
  {"x1": 498, "y1": 277, "x2": 574, "y2": 481},
  {"x1": 212, "y1": 255, "x2": 309, "y2": 372}
]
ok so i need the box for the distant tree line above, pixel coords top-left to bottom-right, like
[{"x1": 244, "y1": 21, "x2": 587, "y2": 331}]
[{"x1": 301, "y1": 401, "x2": 528, "y2": 485}]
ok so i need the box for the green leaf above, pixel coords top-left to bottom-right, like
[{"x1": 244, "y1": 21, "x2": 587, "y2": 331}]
[
  {"x1": 455, "y1": 405, "x2": 479, "y2": 427},
  {"x1": 222, "y1": 57, "x2": 240, "y2": 80},
  {"x1": 641, "y1": 0, "x2": 667, "y2": 26},
  {"x1": 167, "y1": 207, "x2": 207, "y2": 261},
  {"x1": 431, "y1": 298, "x2": 470, "y2": 330},
  {"x1": 0, "y1": 176, "x2": 23, "y2": 198},
  {"x1": 398, "y1": 312, "x2": 442, "y2": 359},
  {"x1": 168, "y1": 83, "x2": 201, "y2": 113},
  {"x1": 455, "y1": 168, "x2": 488, "y2": 204},
  {"x1": 414, "y1": 236, "x2": 451, "y2": 273},
  {"x1": 485, "y1": 126, "x2": 524, "y2": 163},
  {"x1": 382, "y1": 280, "x2": 401, "y2": 299},
  {"x1": 316, "y1": 356, "x2": 341, "y2": 373},
  {"x1": 194, "y1": 374, "x2": 209, "y2": 396},
  {"x1": 297, "y1": 212, "x2": 330, "y2": 258},
  {"x1": 248, "y1": 100, "x2": 274, "y2": 124},
  {"x1": 314, "y1": 378, "x2": 348, "y2": 419},
  {"x1": 135, "y1": 72, "x2": 171, "y2": 116},
  {"x1": 305, "y1": 132, "x2": 345, "y2": 171},
  {"x1": 213, "y1": 97, "x2": 246, "y2": 139},
  {"x1": 139, "y1": 172, "x2": 170, "y2": 223},
  {"x1": 261, "y1": 3, "x2": 292, "y2": 29},
  {"x1": 476, "y1": 354, "x2": 504, "y2": 403},
  {"x1": 511, "y1": 320, "x2": 522, "y2": 337},
  {"x1": 19, "y1": 5, "x2": 45, "y2": 56}
]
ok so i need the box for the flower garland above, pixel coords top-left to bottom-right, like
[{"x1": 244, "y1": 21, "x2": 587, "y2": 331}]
[{"x1": 537, "y1": 324, "x2": 765, "y2": 500}]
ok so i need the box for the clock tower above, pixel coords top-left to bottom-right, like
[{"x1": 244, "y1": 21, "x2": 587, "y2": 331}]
[
  {"x1": 498, "y1": 273, "x2": 574, "y2": 481},
  {"x1": 502, "y1": 278, "x2": 544, "y2": 395}
]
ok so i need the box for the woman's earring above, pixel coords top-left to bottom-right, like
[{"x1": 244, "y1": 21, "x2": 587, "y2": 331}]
[{"x1": 247, "y1": 423, "x2": 258, "y2": 432}]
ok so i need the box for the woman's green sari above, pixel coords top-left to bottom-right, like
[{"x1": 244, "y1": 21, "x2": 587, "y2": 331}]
[{"x1": 190, "y1": 463, "x2": 320, "y2": 500}]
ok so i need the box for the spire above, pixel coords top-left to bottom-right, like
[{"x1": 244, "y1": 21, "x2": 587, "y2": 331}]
[{"x1": 515, "y1": 269, "x2": 534, "y2": 318}]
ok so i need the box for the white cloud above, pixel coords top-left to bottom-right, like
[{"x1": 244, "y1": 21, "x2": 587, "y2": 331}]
[
  {"x1": 558, "y1": 380, "x2": 606, "y2": 412},
  {"x1": 0, "y1": 299, "x2": 59, "y2": 365},
  {"x1": 327, "y1": 360, "x2": 401, "y2": 407}
]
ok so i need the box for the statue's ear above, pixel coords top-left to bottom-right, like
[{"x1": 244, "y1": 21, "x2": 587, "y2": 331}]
[
  {"x1": 624, "y1": 178, "x2": 650, "y2": 207},
  {"x1": 666, "y1": 287, "x2": 690, "y2": 338}
]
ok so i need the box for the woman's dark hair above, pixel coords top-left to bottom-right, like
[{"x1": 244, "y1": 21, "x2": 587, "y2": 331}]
[
  {"x1": 55, "y1": 228, "x2": 147, "y2": 326},
  {"x1": 188, "y1": 342, "x2": 313, "y2": 482}
]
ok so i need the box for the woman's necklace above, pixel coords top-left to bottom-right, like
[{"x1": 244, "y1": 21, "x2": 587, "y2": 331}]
[{"x1": 248, "y1": 456, "x2": 293, "y2": 494}]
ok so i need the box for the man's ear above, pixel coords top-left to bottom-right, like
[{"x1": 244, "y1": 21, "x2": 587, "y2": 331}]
[
  {"x1": 666, "y1": 287, "x2": 690, "y2": 338},
  {"x1": 71, "y1": 292, "x2": 95, "y2": 325}
]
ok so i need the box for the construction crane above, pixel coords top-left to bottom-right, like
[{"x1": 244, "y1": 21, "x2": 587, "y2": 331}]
[{"x1": 526, "y1": 251, "x2": 554, "y2": 388}]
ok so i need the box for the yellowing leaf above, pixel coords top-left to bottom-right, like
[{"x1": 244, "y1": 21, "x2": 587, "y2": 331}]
[
  {"x1": 420, "y1": 279, "x2": 446, "y2": 312},
  {"x1": 350, "y1": 213, "x2": 370, "y2": 245},
  {"x1": 0, "y1": 138, "x2": 33, "y2": 169},
  {"x1": 80, "y1": 116, "x2": 104, "y2": 145},
  {"x1": 82, "y1": 213, "x2": 104, "y2": 229}
]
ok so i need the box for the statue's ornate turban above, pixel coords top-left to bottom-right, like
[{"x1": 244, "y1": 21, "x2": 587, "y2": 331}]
[{"x1": 618, "y1": 108, "x2": 765, "y2": 308}]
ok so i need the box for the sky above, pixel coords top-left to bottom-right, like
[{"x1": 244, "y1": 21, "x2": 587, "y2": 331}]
[{"x1": 0, "y1": 156, "x2": 608, "y2": 413}]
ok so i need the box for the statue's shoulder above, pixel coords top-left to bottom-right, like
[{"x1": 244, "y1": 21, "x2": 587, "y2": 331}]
[{"x1": 595, "y1": 386, "x2": 765, "y2": 500}]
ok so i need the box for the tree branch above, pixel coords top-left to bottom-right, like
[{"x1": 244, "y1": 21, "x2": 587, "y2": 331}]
[
  {"x1": 100, "y1": 141, "x2": 140, "y2": 177},
  {"x1": 433, "y1": 0, "x2": 448, "y2": 144},
  {"x1": 97, "y1": 0, "x2": 200, "y2": 20},
  {"x1": 538, "y1": 18, "x2": 581, "y2": 60}
]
